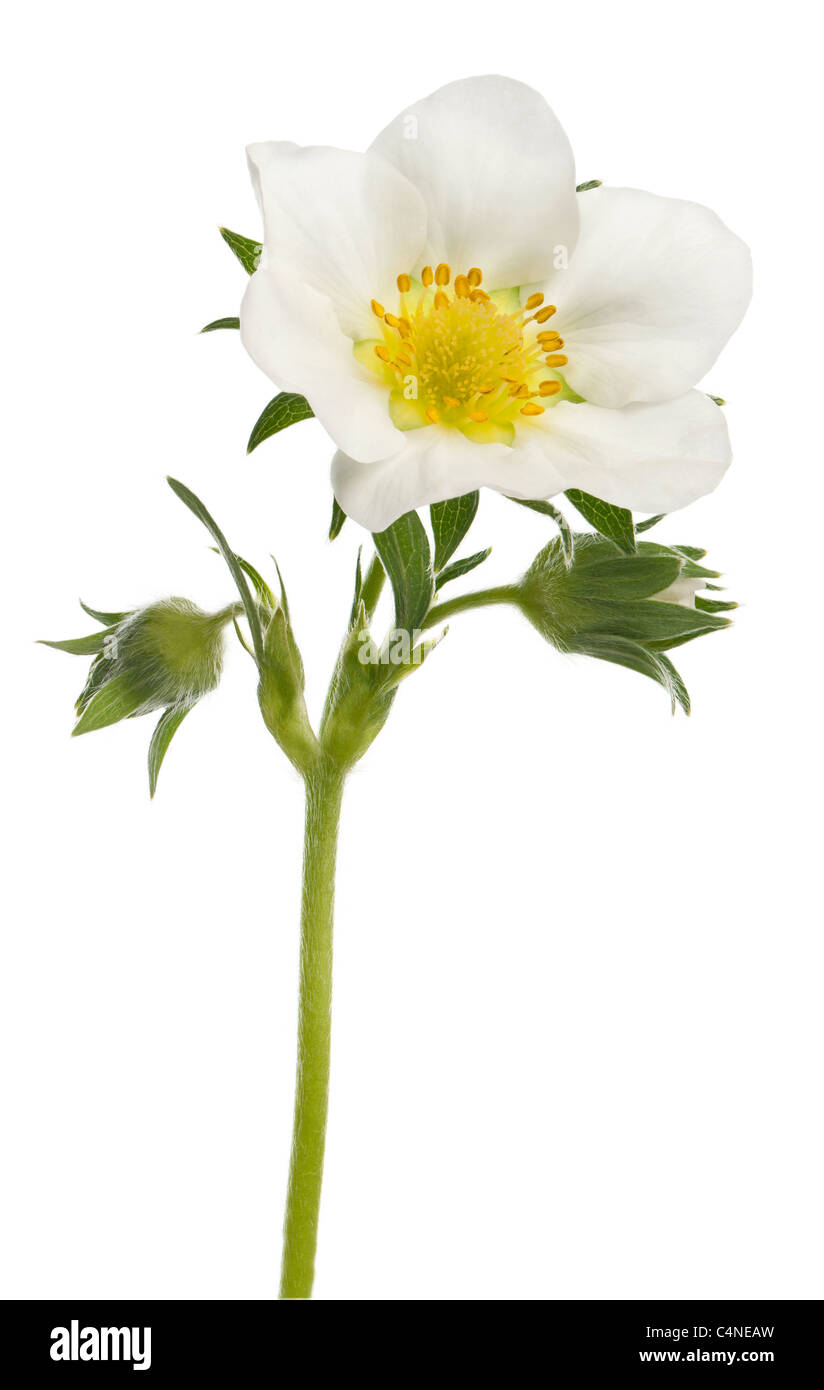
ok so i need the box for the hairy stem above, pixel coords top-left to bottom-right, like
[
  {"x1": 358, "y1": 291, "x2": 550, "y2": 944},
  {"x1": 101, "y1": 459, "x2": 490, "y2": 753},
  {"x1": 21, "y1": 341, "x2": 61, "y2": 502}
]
[
  {"x1": 421, "y1": 583, "x2": 520, "y2": 630},
  {"x1": 279, "y1": 759, "x2": 345, "y2": 1299}
]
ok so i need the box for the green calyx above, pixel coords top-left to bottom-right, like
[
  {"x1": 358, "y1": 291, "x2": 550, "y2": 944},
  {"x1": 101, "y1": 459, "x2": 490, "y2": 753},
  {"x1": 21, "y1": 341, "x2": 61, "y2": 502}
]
[
  {"x1": 40, "y1": 596, "x2": 240, "y2": 794},
  {"x1": 516, "y1": 532, "x2": 734, "y2": 713}
]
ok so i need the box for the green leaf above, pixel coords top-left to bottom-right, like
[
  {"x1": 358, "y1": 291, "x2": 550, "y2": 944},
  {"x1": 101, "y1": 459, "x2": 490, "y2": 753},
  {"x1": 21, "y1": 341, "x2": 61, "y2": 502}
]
[
  {"x1": 509, "y1": 497, "x2": 575, "y2": 568},
  {"x1": 578, "y1": 634, "x2": 690, "y2": 715},
  {"x1": 219, "y1": 227, "x2": 262, "y2": 275},
  {"x1": 39, "y1": 627, "x2": 117, "y2": 655},
  {"x1": 576, "y1": 179, "x2": 603, "y2": 192},
  {"x1": 72, "y1": 674, "x2": 143, "y2": 735},
  {"x1": 372, "y1": 511, "x2": 434, "y2": 633},
  {"x1": 435, "y1": 548, "x2": 492, "y2": 590},
  {"x1": 565, "y1": 489, "x2": 636, "y2": 553},
  {"x1": 200, "y1": 316, "x2": 240, "y2": 333},
  {"x1": 80, "y1": 600, "x2": 130, "y2": 626},
  {"x1": 247, "y1": 392, "x2": 314, "y2": 453},
  {"x1": 329, "y1": 497, "x2": 347, "y2": 540},
  {"x1": 148, "y1": 703, "x2": 192, "y2": 798},
  {"x1": 430, "y1": 492, "x2": 479, "y2": 571},
  {"x1": 166, "y1": 477, "x2": 264, "y2": 666},
  {"x1": 635, "y1": 513, "x2": 666, "y2": 534},
  {"x1": 566, "y1": 554, "x2": 683, "y2": 600}
]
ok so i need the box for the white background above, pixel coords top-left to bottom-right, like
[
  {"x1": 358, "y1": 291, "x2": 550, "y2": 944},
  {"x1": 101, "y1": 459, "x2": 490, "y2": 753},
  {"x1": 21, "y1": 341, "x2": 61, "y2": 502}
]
[{"x1": 2, "y1": 0, "x2": 821, "y2": 1301}]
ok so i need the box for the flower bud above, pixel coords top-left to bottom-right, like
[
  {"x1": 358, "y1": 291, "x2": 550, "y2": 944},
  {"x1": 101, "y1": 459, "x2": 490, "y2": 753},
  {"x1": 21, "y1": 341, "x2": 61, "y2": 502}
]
[
  {"x1": 516, "y1": 533, "x2": 734, "y2": 712},
  {"x1": 41, "y1": 597, "x2": 237, "y2": 735}
]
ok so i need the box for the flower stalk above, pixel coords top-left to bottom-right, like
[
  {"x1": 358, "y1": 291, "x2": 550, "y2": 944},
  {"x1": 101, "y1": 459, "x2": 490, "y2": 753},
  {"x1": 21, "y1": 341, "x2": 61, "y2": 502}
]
[{"x1": 279, "y1": 758, "x2": 345, "y2": 1300}]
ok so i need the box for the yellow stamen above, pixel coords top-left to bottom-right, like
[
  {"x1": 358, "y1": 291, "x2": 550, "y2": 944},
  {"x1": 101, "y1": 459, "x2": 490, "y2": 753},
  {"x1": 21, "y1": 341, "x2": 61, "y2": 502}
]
[{"x1": 363, "y1": 265, "x2": 572, "y2": 438}]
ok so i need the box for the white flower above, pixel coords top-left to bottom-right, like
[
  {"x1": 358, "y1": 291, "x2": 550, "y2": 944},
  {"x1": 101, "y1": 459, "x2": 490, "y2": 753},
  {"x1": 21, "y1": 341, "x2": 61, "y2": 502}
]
[{"x1": 240, "y1": 77, "x2": 751, "y2": 533}]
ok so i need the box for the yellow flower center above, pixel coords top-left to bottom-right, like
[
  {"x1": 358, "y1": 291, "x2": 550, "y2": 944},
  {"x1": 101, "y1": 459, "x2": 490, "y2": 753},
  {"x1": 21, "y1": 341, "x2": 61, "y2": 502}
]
[{"x1": 356, "y1": 264, "x2": 570, "y2": 444}]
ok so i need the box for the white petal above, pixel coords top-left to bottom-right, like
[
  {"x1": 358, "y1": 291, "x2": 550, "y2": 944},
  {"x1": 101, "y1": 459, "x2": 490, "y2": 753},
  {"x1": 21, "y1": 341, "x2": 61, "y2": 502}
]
[
  {"x1": 551, "y1": 187, "x2": 752, "y2": 406},
  {"x1": 246, "y1": 142, "x2": 427, "y2": 341},
  {"x1": 651, "y1": 576, "x2": 705, "y2": 608},
  {"x1": 523, "y1": 393, "x2": 732, "y2": 513},
  {"x1": 331, "y1": 425, "x2": 567, "y2": 533},
  {"x1": 369, "y1": 76, "x2": 578, "y2": 290},
  {"x1": 241, "y1": 266, "x2": 401, "y2": 462}
]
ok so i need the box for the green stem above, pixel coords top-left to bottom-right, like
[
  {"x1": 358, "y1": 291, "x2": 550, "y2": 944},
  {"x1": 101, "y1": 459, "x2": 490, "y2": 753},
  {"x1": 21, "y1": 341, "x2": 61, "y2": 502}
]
[
  {"x1": 421, "y1": 583, "x2": 520, "y2": 630},
  {"x1": 279, "y1": 758, "x2": 345, "y2": 1299}
]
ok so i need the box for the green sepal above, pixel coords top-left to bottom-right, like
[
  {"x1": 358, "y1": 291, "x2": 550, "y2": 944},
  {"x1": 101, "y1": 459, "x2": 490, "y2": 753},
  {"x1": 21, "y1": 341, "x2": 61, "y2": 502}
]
[
  {"x1": 695, "y1": 596, "x2": 738, "y2": 613},
  {"x1": 75, "y1": 655, "x2": 113, "y2": 715},
  {"x1": 509, "y1": 497, "x2": 575, "y2": 568},
  {"x1": 576, "y1": 179, "x2": 603, "y2": 192},
  {"x1": 430, "y1": 492, "x2": 479, "y2": 572},
  {"x1": 372, "y1": 511, "x2": 434, "y2": 633},
  {"x1": 39, "y1": 627, "x2": 118, "y2": 656},
  {"x1": 637, "y1": 541, "x2": 721, "y2": 580},
  {"x1": 577, "y1": 635, "x2": 690, "y2": 715},
  {"x1": 219, "y1": 227, "x2": 262, "y2": 275},
  {"x1": 635, "y1": 513, "x2": 667, "y2": 534},
  {"x1": 584, "y1": 597, "x2": 731, "y2": 645},
  {"x1": 247, "y1": 392, "x2": 314, "y2": 453},
  {"x1": 200, "y1": 317, "x2": 240, "y2": 333},
  {"x1": 329, "y1": 497, "x2": 347, "y2": 540},
  {"x1": 72, "y1": 674, "x2": 143, "y2": 735},
  {"x1": 565, "y1": 489, "x2": 636, "y2": 553},
  {"x1": 209, "y1": 547, "x2": 275, "y2": 612},
  {"x1": 707, "y1": 394, "x2": 726, "y2": 407},
  {"x1": 80, "y1": 600, "x2": 131, "y2": 626},
  {"x1": 435, "y1": 548, "x2": 492, "y2": 591},
  {"x1": 349, "y1": 549, "x2": 363, "y2": 626},
  {"x1": 565, "y1": 553, "x2": 683, "y2": 601},
  {"x1": 148, "y1": 703, "x2": 192, "y2": 798}
]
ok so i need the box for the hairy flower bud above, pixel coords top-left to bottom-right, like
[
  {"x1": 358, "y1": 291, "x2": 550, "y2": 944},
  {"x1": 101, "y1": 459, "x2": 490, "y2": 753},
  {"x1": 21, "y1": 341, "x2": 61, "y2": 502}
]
[
  {"x1": 41, "y1": 597, "x2": 238, "y2": 736},
  {"x1": 516, "y1": 533, "x2": 735, "y2": 713}
]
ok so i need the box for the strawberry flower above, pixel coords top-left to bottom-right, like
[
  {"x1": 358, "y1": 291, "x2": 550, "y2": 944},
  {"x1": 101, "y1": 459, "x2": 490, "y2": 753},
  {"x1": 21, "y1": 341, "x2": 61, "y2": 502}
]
[{"x1": 240, "y1": 76, "x2": 751, "y2": 532}]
